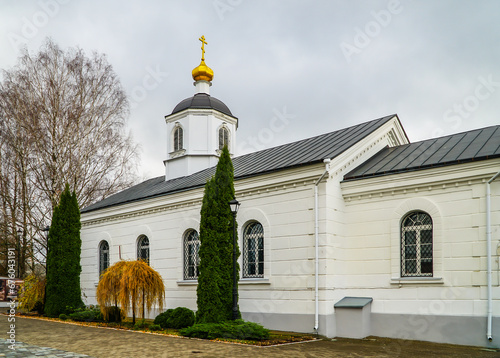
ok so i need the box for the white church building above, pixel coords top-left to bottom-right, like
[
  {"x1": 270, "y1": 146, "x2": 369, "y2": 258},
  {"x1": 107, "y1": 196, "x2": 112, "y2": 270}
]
[{"x1": 80, "y1": 41, "x2": 500, "y2": 348}]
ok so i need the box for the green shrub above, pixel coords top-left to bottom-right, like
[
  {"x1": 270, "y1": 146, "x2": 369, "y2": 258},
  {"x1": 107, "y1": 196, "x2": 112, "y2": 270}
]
[
  {"x1": 59, "y1": 314, "x2": 68, "y2": 320},
  {"x1": 154, "y1": 307, "x2": 195, "y2": 329},
  {"x1": 149, "y1": 324, "x2": 161, "y2": 331},
  {"x1": 179, "y1": 320, "x2": 269, "y2": 341},
  {"x1": 133, "y1": 319, "x2": 150, "y2": 330},
  {"x1": 68, "y1": 306, "x2": 103, "y2": 322},
  {"x1": 154, "y1": 309, "x2": 172, "y2": 328}
]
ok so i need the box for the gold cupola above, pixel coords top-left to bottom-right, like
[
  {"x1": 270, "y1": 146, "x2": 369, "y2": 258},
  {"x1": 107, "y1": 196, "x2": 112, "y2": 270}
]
[{"x1": 192, "y1": 35, "x2": 214, "y2": 82}]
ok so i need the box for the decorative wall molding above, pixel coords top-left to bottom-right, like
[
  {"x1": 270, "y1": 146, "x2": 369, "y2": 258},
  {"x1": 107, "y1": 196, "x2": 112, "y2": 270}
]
[{"x1": 82, "y1": 176, "x2": 319, "y2": 227}]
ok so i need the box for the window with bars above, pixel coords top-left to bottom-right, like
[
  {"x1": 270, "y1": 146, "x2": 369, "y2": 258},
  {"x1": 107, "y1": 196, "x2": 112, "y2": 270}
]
[
  {"x1": 183, "y1": 230, "x2": 200, "y2": 280},
  {"x1": 99, "y1": 240, "x2": 109, "y2": 277},
  {"x1": 401, "y1": 211, "x2": 433, "y2": 277},
  {"x1": 173, "y1": 126, "x2": 183, "y2": 152},
  {"x1": 137, "y1": 235, "x2": 150, "y2": 265},
  {"x1": 218, "y1": 126, "x2": 229, "y2": 150},
  {"x1": 243, "y1": 222, "x2": 264, "y2": 278}
]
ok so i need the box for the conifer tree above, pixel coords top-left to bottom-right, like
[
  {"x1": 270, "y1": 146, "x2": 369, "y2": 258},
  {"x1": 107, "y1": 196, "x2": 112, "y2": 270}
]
[
  {"x1": 214, "y1": 146, "x2": 240, "y2": 320},
  {"x1": 196, "y1": 178, "x2": 225, "y2": 323},
  {"x1": 196, "y1": 146, "x2": 240, "y2": 322},
  {"x1": 45, "y1": 184, "x2": 84, "y2": 317}
]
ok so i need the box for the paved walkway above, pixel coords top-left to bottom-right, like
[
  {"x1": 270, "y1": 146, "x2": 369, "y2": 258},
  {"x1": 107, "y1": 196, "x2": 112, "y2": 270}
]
[
  {"x1": 1, "y1": 316, "x2": 499, "y2": 358},
  {"x1": 0, "y1": 338, "x2": 94, "y2": 357}
]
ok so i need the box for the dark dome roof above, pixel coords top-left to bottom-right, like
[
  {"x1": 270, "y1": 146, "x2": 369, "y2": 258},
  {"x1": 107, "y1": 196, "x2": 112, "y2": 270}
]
[{"x1": 171, "y1": 93, "x2": 234, "y2": 117}]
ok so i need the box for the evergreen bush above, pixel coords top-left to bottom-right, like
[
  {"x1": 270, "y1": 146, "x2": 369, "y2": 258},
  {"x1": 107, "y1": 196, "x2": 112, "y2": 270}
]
[
  {"x1": 153, "y1": 307, "x2": 195, "y2": 329},
  {"x1": 133, "y1": 319, "x2": 150, "y2": 330},
  {"x1": 148, "y1": 324, "x2": 161, "y2": 331},
  {"x1": 179, "y1": 320, "x2": 269, "y2": 341},
  {"x1": 68, "y1": 306, "x2": 103, "y2": 322}
]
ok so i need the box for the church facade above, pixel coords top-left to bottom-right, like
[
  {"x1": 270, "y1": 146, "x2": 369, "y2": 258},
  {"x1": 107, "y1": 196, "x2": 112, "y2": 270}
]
[{"x1": 80, "y1": 40, "x2": 500, "y2": 348}]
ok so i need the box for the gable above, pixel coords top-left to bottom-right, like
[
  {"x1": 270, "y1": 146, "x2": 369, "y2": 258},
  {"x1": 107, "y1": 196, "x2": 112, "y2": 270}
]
[{"x1": 343, "y1": 125, "x2": 500, "y2": 181}]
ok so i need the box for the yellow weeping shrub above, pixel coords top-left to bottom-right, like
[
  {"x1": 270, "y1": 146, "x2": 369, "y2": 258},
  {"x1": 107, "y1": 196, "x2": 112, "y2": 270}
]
[
  {"x1": 96, "y1": 260, "x2": 165, "y2": 324},
  {"x1": 18, "y1": 274, "x2": 45, "y2": 312}
]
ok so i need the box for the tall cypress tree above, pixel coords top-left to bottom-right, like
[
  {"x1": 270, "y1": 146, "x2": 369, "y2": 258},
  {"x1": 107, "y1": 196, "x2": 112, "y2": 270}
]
[
  {"x1": 196, "y1": 178, "x2": 224, "y2": 323},
  {"x1": 196, "y1": 146, "x2": 240, "y2": 322},
  {"x1": 45, "y1": 184, "x2": 84, "y2": 317},
  {"x1": 213, "y1": 146, "x2": 240, "y2": 320}
]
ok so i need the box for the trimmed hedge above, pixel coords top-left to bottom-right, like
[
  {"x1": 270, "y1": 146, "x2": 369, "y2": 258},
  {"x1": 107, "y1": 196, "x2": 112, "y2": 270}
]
[
  {"x1": 154, "y1": 307, "x2": 195, "y2": 329},
  {"x1": 179, "y1": 320, "x2": 269, "y2": 341}
]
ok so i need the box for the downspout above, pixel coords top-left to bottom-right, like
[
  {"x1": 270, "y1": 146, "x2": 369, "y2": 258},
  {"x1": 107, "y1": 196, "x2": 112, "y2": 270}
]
[
  {"x1": 486, "y1": 169, "x2": 500, "y2": 342},
  {"x1": 314, "y1": 158, "x2": 331, "y2": 332}
]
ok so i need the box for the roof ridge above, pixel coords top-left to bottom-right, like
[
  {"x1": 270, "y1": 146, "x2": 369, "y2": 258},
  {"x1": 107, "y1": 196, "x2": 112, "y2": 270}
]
[
  {"x1": 405, "y1": 124, "x2": 500, "y2": 146},
  {"x1": 233, "y1": 114, "x2": 396, "y2": 161}
]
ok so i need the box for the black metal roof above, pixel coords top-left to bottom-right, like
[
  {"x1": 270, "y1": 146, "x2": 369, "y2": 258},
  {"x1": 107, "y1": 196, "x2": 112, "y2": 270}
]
[
  {"x1": 344, "y1": 125, "x2": 500, "y2": 181},
  {"x1": 171, "y1": 93, "x2": 235, "y2": 117},
  {"x1": 82, "y1": 115, "x2": 396, "y2": 213}
]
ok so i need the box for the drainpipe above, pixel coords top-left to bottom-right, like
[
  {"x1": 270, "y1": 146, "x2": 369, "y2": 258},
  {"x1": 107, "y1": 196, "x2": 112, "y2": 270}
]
[
  {"x1": 314, "y1": 158, "x2": 331, "y2": 332},
  {"x1": 486, "y1": 169, "x2": 500, "y2": 342}
]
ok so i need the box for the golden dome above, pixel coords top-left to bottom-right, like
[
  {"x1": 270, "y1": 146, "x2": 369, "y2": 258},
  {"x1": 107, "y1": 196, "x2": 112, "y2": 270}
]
[{"x1": 192, "y1": 60, "x2": 214, "y2": 82}]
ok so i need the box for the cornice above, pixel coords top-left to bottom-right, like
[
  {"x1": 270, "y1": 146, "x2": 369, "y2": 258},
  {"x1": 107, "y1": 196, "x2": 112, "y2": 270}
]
[
  {"x1": 341, "y1": 158, "x2": 500, "y2": 202},
  {"x1": 165, "y1": 108, "x2": 237, "y2": 125},
  {"x1": 82, "y1": 168, "x2": 321, "y2": 228}
]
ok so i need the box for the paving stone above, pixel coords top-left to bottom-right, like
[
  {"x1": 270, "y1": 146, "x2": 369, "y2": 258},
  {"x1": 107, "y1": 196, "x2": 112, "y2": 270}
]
[{"x1": 0, "y1": 339, "x2": 94, "y2": 358}]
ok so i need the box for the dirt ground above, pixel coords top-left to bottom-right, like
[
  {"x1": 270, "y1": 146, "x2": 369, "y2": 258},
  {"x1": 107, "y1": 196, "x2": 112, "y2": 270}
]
[{"x1": 2, "y1": 316, "x2": 499, "y2": 358}]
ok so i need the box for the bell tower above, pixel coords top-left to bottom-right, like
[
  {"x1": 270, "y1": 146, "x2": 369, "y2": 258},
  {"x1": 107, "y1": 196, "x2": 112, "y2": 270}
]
[{"x1": 164, "y1": 36, "x2": 238, "y2": 181}]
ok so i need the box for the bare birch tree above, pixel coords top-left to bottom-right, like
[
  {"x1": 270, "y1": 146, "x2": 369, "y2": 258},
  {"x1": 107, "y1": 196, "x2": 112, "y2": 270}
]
[{"x1": 0, "y1": 38, "x2": 139, "y2": 276}]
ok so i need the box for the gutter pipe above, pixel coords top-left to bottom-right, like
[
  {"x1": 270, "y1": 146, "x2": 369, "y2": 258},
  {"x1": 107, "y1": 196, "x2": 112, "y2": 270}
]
[
  {"x1": 487, "y1": 169, "x2": 500, "y2": 342},
  {"x1": 314, "y1": 158, "x2": 331, "y2": 332}
]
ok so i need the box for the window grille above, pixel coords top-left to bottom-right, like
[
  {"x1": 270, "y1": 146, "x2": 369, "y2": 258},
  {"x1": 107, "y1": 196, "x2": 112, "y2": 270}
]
[
  {"x1": 401, "y1": 211, "x2": 433, "y2": 277},
  {"x1": 243, "y1": 222, "x2": 264, "y2": 278},
  {"x1": 183, "y1": 230, "x2": 200, "y2": 280},
  {"x1": 173, "y1": 127, "x2": 183, "y2": 152},
  {"x1": 218, "y1": 127, "x2": 229, "y2": 150},
  {"x1": 137, "y1": 235, "x2": 150, "y2": 265},
  {"x1": 99, "y1": 241, "x2": 109, "y2": 276}
]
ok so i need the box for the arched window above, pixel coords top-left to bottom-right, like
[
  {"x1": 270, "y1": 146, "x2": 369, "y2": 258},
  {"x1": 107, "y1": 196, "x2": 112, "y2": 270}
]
[
  {"x1": 173, "y1": 126, "x2": 183, "y2": 152},
  {"x1": 243, "y1": 222, "x2": 264, "y2": 278},
  {"x1": 137, "y1": 235, "x2": 150, "y2": 265},
  {"x1": 401, "y1": 211, "x2": 433, "y2": 277},
  {"x1": 218, "y1": 126, "x2": 230, "y2": 150},
  {"x1": 183, "y1": 230, "x2": 200, "y2": 280},
  {"x1": 99, "y1": 240, "x2": 109, "y2": 276}
]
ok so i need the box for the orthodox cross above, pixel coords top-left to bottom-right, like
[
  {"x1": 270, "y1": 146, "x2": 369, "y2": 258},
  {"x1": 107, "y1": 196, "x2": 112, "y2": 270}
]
[{"x1": 199, "y1": 35, "x2": 207, "y2": 61}]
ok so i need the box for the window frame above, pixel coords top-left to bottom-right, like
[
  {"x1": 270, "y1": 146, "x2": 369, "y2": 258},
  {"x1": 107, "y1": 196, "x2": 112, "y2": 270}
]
[
  {"x1": 183, "y1": 229, "x2": 200, "y2": 280},
  {"x1": 242, "y1": 222, "x2": 264, "y2": 278},
  {"x1": 98, "y1": 240, "x2": 110, "y2": 277},
  {"x1": 137, "y1": 235, "x2": 150, "y2": 265},
  {"x1": 173, "y1": 126, "x2": 183, "y2": 152},
  {"x1": 218, "y1": 126, "x2": 230, "y2": 150},
  {"x1": 400, "y1": 211, "x2": 433, "y2": 277}
]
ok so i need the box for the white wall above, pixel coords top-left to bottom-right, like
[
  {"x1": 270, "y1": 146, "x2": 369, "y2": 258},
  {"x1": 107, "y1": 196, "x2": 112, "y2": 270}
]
[{"x1": 339, "y1": 159, "x2": 500, "y2": 319}]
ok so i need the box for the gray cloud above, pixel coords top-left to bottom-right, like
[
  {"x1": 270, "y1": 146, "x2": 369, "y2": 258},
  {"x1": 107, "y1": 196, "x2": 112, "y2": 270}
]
[{"x1": 1, "y1": 0, "x2": 498, "y2": 178}]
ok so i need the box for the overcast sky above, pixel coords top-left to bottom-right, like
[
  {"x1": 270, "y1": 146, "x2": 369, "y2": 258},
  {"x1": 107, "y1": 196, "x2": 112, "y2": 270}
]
[{"x1": 1, "y1": 0, "x2": 499, "y2": 179}]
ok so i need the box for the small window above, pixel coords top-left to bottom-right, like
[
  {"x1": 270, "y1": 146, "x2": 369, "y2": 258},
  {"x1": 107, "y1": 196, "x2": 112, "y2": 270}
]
[
  {"x1": 137, "y1": 235, "x2": 150, "y2": 264},
  {"x1": 183, "y1": 230, "x2": 200, "y2": 280},
  {"x1": 401, "y1": 211, "x2": 433, "y2": 277},
  {"x1": 218, "y1": 126, "x2": 229, "y2": 150},
  {"x1": 243, "y1": 222, "x2": 264, "y2": 278},
  {"x1": 173, "y1": 126, "x2": 183, "y2": 151},
  {"x1": 99, "y1": 241, "x2": 110, "y2": 277}
]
